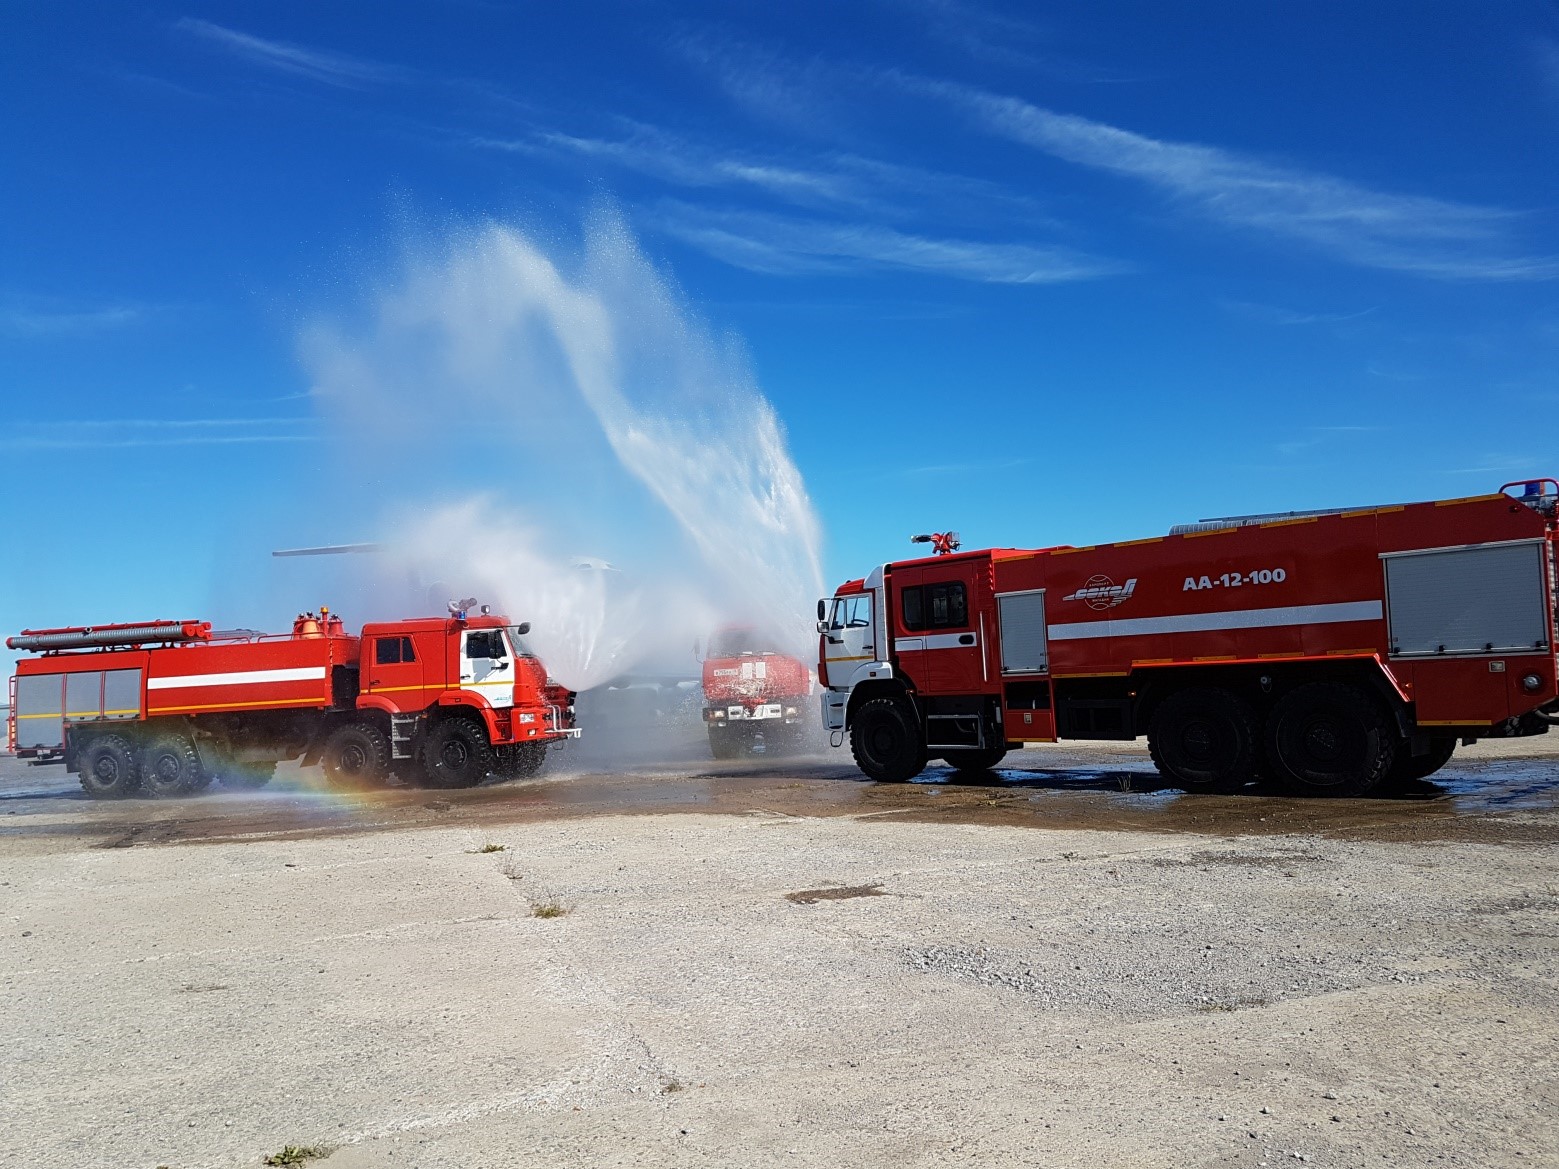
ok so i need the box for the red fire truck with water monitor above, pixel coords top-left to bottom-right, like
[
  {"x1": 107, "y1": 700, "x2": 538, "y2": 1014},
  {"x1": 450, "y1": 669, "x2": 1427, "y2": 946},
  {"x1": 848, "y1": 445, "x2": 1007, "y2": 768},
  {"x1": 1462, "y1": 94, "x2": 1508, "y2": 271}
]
[
  {"x1": 700, "y1": 623, "x2": 812, "y2": 758},
  {"x1": 818, "y1": 481, "x2": 1559, "y2": 796},
  {"x1": 6, "y1": 601, "x2": 578, "y2": 798}
]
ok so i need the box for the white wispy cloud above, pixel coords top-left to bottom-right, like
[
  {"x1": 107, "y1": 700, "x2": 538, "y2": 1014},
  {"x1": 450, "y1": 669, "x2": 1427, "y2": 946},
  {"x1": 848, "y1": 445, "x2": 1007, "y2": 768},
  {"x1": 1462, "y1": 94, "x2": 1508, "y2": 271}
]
[
  {"x1": 473, "y1": 121, "x2": 1051, "y2": 226},
  {"x1": 649, "y1": 203, "x2": 1125, "y2": 283},
  {"x1": 473, "y1": 125, "x2": 857, "y2": 206},
  {"x1": 939, "y1": 84, "x2": 1559, "y2": 281},
  {"x1": 0, "y1": 305, "x2": 144, "y2": 336},
  {"x1": 176, "y1": 19, "x2": 401, "y2": 87},
  {"x1": 2, "y1": 417, "x2": 317, "y2": 450},
  {"x1": 1221, "y1": 300, "x2": 1378, "y2": 327},
  {"x1": 671, "y1": 30, "x2": 845, "y2": 133}
]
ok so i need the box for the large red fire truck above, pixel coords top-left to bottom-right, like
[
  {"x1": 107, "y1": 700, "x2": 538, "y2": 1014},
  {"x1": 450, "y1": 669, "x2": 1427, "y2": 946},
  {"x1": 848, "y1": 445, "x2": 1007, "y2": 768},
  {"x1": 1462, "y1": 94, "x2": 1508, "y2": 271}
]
[
  {"x1": 818, "y1": 482, "x2": 1559, "y2": 796},
  {"x1": 700, "y1": 624, "x2": 812, "y2": 758},
  {"x1": 6, "y1": 602, "x2": 578, "y2": 798}
]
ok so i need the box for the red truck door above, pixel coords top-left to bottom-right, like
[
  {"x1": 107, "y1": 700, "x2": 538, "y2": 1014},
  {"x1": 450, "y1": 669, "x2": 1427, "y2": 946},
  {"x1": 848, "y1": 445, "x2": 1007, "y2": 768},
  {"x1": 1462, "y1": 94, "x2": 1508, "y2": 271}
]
[
  {"x1": 365, "y1": 633, "x2": 425, "y2": 703},
  {"x1": 894, "y1": 561, "x2": 985, "y2": 695}
]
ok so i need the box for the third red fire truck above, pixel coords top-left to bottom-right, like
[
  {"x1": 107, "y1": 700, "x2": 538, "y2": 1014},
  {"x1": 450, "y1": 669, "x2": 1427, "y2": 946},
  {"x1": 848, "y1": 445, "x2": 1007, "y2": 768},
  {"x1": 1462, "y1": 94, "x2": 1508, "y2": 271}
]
[
  {"x1": 8, "y1": 601, "x2": 578, "y2": 798},
  {"x1": 819, "y1": 482, "x2": 1559, "y2": 796},
  {"x1": 701, "y1": 624, "x2": 812, "y2": 758}
]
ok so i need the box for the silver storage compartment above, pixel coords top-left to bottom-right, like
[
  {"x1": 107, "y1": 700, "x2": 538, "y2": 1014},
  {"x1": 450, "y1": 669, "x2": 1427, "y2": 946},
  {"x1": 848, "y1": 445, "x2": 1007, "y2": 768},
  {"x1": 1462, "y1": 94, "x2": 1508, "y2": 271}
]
[
  {"x1": 1384, "y1": 541, "x2": 1551, "y2": 657},
  {"x1": 997, "y1": 590, "x2": 1049, "y2": 675}
]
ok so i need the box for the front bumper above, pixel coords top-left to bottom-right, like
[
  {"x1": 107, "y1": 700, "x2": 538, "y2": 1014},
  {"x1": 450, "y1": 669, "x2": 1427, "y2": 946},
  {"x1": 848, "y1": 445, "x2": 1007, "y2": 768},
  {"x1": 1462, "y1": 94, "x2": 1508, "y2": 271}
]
[{"x1": 705, "y1": 703, "x2": 797, "y2": 723}]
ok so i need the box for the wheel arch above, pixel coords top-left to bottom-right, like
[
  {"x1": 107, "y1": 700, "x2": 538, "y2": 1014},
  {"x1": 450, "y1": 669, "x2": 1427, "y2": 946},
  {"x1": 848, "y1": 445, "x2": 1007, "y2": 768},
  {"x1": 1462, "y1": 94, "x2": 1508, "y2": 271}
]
[{"x1": 844, "y1": 678, "x2": 917, "y2": 727}]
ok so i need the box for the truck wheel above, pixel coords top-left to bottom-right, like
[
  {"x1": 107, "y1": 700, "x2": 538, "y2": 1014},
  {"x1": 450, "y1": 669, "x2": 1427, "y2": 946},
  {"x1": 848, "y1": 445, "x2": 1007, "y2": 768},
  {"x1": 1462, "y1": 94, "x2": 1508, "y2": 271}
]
[
  {"x1": 322, "y1": 723, "x2": 392, "y2": 791},
  {"x1": 707, "y1": 725, "x2": 742, "y2": 760},
  {"x1": 219, "y1": 761, "x2": 276, "y2": 790},
  {"x1": 941, "y1": 746, "x2": 1008, "y2": 774},
  {"x1": 493, "y1": 742, "x2": 547, "y2": 780},
  {"x1": 139, "y1": 734, "x2": 204, "y2": 799},
  {"x1": 77, "y1": 734, "x2": 140, "y2": 799},
  {"x1": 1148, "y1": 687, "x2": 1259, "y2": 793},
  {"x1": 1386, "y1": 737, "x2": 1456, "y2": 785},
  {"x1": 850, "y1": 697, "x2": 926, "y2": 783},
  {"x1": 420, "y1": 719, "x2": 492, "y2": 788},
  {"x1": 1265, "y1": 682, "x2": 1396, "y2": 798}
]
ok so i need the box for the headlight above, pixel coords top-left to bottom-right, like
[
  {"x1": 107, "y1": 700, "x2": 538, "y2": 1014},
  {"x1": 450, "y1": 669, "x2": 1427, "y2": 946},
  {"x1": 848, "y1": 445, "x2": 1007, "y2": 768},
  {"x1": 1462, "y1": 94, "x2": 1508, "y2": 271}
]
[
  {"x1": 1522, "y1": 673, "x2": 1544, "y2": 692},
  {"x1": 519, "y1": 712, "x2": 536, "y2": 723}
]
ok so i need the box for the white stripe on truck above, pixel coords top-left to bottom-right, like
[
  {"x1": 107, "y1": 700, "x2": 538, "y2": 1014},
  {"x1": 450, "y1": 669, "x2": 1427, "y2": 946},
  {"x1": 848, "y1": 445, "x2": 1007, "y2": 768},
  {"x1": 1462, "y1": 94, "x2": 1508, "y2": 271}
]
[
  {"x1": 1048, "y1": 600, "x2": 1383, "y2": 642},
  {"x1": 147, "y1": 666, "x2": 329, "y2": 690}
]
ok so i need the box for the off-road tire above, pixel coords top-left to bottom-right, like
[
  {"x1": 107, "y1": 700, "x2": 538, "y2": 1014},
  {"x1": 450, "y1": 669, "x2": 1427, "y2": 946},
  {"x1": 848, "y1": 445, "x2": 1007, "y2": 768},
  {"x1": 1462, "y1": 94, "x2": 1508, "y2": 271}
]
[
  {"x1": 940, "y1": 745, "x2": 1009, "y2": 774},
  {"x1": 322, "y1": 722, "x2": 392, "y2": 791},
  {"x1": 139, "y1": 734, "x2": 205, "y2": 799},
  {"x1": 493, "y1": 741, "x2": 547, "y2": 780},
  {"x1": 420, "y1": 718, "x2": 493, "y2": 789},
  {"x1": 1148, "y1": 687, "x2": 1260, "y2": 793},
  {"x1": 1265, "y1": 681, "x2": 1396, "y2": 798},
  {"x1": 708, "y1": 726, "x2": 743, "y2": 761},
  {"x1": 77, "y1": 734, "x2": 140, "y2": 799},
  {"x1": 1385, "y1": 737, "x2": 1456, "y2": 785},
  {"x1": 850, "y1": 696, "x2": 927, "y2": 783}
]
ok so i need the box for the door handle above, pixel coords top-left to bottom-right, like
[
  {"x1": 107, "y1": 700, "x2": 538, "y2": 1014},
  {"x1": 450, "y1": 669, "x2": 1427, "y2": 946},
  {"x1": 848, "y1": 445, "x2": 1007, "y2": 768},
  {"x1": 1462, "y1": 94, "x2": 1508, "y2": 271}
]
[{"x1": 959, "y1": 634, "x2": 975, "y2": 645}]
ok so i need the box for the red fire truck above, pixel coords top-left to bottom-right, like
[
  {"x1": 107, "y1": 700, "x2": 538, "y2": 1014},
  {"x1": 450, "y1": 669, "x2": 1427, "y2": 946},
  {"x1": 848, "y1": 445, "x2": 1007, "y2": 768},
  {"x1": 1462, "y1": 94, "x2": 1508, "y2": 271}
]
[
  {"x1": 701, "y1": 624, "x2": 812, "y2": 758},
  {"x1": 818, "y1": 482, "x2": 1559, "y2": 796},
  {"x1": 7, "y1": 602, "x2": 578, "y2": 798}
]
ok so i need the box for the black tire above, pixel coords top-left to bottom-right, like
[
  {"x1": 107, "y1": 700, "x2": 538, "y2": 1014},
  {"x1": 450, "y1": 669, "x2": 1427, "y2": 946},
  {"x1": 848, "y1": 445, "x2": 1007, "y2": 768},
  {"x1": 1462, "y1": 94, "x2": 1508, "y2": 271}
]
[
  {"x1": 940, "y1": 745, "x2": 1009, "y2": 773},
  {"x1": 493, "y1": 741, "x2": 547, "y2": 780},
  {"x1": 322, "y1": 722, "x2": 392, "y2": 791},
  {"x1": 1265, "y1": 681, "x2": 1397, "y2": 798},
  {"x1": 77, "y1": 734, "x2": 140, "y2": 799},
  {"x1": 850, "y1": 696, "x2": 927, "y2": 783},
  {"x1": 139, "y1": 734, "x2": 205, "y2": 799},
  {"x1": 219, "y1": 761, "x2": 276, "y2": 790},
  {"x1": 420, "y1": 718, "x2": 493, "y2": 789},
  {"x1": 1148, "y1": 687, "x2": 1259, "y2": 793},
  {"x1": 1385, "y1": 737, "x2": 1456, "y2": 785},
  {"x1": 708, "y1": 726, "x2": 743, "y2": 761}
]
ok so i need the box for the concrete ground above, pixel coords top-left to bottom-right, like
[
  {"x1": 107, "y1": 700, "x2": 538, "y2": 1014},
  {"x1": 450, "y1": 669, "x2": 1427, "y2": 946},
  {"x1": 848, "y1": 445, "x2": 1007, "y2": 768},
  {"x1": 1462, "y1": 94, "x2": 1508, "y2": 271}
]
[{"x1": 2, "y1": 737, "x2": 1556, "y2": 1169}]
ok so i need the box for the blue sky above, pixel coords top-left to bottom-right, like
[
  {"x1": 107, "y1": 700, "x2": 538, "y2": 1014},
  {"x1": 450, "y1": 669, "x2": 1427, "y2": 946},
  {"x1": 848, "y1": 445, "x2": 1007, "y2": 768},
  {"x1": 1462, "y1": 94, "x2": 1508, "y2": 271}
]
[{"x1": 4, "y1": 1, "x2": 1558, "y2": 650}]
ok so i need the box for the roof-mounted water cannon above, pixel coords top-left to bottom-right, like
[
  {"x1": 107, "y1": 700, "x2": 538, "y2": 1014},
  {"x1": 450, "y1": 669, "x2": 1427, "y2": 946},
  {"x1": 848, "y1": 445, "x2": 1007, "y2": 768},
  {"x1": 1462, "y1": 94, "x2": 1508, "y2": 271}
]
[
  {"x1": 911, "y1": 531, "x2": 961, "y2": 556},
  {"x1": 1500, "y1": 478, "x2": 1558, "y2": 516},
  {"x1": 448, "y1": 597, "x2": 481, "y2": 620}
]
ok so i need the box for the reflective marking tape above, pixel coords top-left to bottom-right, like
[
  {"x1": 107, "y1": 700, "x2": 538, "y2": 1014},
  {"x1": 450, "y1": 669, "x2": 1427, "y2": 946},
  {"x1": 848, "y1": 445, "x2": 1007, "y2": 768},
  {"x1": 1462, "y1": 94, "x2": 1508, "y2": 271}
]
[
  {"x1": 147, "y1": 666, "x2": 327, "y2": 690},
  {"x1": 1049, "y1": 600, "x2": 1384, "y2": 642}
]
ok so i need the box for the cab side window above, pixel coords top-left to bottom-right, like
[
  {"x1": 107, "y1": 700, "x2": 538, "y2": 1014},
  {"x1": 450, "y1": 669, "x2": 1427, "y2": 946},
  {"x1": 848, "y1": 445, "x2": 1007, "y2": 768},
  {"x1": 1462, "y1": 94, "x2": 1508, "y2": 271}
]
[
  {"x1": 465, "y1": 631, "x2": 505, "y2": 659},
  {"x1": 901, "y1": 582, "x2": 967, "y2": 631},
  {"x1": 375, "y1": 636, "x2": 417, "y2": 665}
]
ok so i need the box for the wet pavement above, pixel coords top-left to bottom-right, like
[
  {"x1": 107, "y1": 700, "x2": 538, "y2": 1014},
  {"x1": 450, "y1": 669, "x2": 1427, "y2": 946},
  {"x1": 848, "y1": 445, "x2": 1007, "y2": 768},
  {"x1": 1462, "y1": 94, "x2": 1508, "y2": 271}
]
[{"x1": 4, "y1": 739, "x2": 1557, "y2": 852}]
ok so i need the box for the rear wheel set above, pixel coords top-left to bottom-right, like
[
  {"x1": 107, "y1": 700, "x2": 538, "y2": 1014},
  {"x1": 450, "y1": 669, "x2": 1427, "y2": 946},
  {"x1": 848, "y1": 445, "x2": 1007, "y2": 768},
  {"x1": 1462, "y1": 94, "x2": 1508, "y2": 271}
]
[
  {"x1": 1148, "y1": 681, "x2": 1400, "y2": 798},
  {"x1": 1147, "y1": 687, "x2": 1260, "y2": 794},
  {"x1": 1264, "y1": 682, "x2": 1396, "y2": 798}
]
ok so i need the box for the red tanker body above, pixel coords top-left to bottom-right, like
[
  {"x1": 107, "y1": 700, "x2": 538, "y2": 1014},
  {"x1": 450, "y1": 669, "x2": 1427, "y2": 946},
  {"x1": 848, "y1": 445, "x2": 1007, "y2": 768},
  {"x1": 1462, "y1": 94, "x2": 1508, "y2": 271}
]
[
  {"x1": 7, "y1": 604, "x2": 578, "y2": 798},
  {"x1": 819, "y1": 482, "x2": 1559, "y2": 796},
  {"x1": 700, "y1": 624, "x2": 812, "y2": 758}
]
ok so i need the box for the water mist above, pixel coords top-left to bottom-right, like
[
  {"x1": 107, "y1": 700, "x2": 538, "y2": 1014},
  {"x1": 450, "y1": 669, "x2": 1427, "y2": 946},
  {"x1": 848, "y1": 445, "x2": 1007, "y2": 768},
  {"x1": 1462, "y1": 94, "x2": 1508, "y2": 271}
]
[{"x1": 303, "y1": 209, "x2": 825, "y2": 696}]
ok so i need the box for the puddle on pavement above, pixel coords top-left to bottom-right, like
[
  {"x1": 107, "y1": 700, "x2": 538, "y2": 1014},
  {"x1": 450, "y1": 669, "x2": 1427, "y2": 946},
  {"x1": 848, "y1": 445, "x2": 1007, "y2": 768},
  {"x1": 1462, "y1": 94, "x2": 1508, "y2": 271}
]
[
  {"x1": 1, "y1": 749, "x2": 1555, "y2": 852},
  {"x1": 785, "y1": 884, "x2": 886, "y2": 905}
]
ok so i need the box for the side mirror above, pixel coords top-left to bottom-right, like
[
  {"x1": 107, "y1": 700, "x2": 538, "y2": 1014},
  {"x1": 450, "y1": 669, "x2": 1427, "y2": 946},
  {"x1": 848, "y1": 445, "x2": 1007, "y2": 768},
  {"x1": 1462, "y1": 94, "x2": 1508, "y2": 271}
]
[
  {"x1": 816, "y1": 598, "x2": 827, "y2": 622},
  {"x1": 514, "y1": 622, "x2": 531, "y2": 636},
  {"x1": 815, "y1": 620, "x2": 828, "y2": 634},
  {"x1": 692, "y1": 638, "x2": 703, "y2": 660}
]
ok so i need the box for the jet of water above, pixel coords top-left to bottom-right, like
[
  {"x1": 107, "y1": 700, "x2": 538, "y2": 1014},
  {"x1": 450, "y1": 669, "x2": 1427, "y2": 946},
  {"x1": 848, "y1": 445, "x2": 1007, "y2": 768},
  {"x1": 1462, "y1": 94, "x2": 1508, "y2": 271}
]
[{"x1": 303, "y1": 209, "x2": 824, "y2": 691}]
